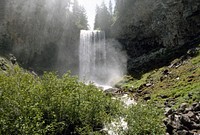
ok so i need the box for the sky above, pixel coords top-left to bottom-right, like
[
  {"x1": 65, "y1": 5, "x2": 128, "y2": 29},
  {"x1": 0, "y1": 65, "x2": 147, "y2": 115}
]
[{"x1": 77, "y1": 0, "x2": 115, "y2": 30}]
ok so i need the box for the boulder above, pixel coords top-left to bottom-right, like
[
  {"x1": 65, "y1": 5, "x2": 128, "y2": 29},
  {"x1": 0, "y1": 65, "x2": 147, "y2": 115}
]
[
  {"x1": 145, "y1": 83, "x2": 153, "y2": 87},
  {"x1": 191, "y1": 123, "x2": 200, "y2": 129},
  {"x1": 104, "y1": 88, "x2": 120, "y2": 95},
  {"x1": 164, "y1": 102, "x2": 200, "y2": 134},
  {"x1": 186, "y1": 111, "x2": 195, "y2": 118},
  {"x1": 180, "y1": 114, "x2": 192, "y2": 128},
  {"x1": 165, "y1": 108, "x2": 175, "y2": 116},
  {"x1": 192, "y1": 103, "x2": 200, "y2": 111},
  {"x1": 161, "y1": 94, "x2": 168, "y2": 99},
  {"x1": 9, "y1": 54, "x2": 17, "y2": 65},
  {"x1": 143, "y1": 95, "x2": 151, "y2": 101},
  {"x1": 187, "y1": 47, "x2": 200, "y2": 57},
  {"x1": 177, "y1": 130, "x2": 188, "y2": 135},
  {"x1": 178, "y1": 103, "x2": 189, "y2": 113}
]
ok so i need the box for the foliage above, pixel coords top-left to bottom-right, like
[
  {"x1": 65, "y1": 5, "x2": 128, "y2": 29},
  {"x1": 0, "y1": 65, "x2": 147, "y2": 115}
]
[
  {"x1": 126, "y1": 102, "x2": 165, "y2": 135},
  {"x1": 73, "y1": 0, "x2": 88, "y2": 30},
  {"x1": 94, "y1": 2, "x2": 113, "y2": 37},
  {"x1": 0, "y1": 67, "x2": 122, "y2": 134}
]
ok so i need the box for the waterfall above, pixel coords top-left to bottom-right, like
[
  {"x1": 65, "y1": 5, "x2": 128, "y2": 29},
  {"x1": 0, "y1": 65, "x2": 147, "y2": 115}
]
[
  {"x1": 79, "y1": 30, "x2": 127, "y2": 86},
  {"x1": 79, "y1": 30, "x2": 107, "y2": 84}
]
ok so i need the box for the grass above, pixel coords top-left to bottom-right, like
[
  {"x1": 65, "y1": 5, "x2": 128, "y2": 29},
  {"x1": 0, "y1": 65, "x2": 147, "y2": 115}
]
[{"x1": 119, "y1": 45, "x2": 200, "y2": 108}]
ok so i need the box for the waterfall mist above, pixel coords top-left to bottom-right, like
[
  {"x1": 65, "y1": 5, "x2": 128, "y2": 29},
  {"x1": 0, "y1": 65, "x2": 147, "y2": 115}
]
[
  {"x1": 1, "y1": 0, "x2": 84, "y2": 75},
  {"x1": 79, "y1": 30, "x2": 127, "y2": 86},
  {"x1": 106, "y1": 39, "x2": 127, "y2": 85}
]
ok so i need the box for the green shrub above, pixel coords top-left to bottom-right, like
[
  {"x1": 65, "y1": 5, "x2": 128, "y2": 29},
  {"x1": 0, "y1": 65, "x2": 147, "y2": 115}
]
[
  {"x1": 126, "y1": 103, "x2": 165, "y2": 135},
  {"x1": 0, "y1": 66, "x2": 122, "y2": 134}
]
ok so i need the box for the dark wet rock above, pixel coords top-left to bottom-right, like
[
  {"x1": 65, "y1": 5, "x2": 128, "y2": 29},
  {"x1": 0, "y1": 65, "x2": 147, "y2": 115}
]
[
  {"x1": 188, "y1": 92, "x2": 193, "y2": 98},
  {"x1": 184, "y1": 107, "x2": 193, "y2": 114},
  {"x1": 0, "y1": 59, "x2": 7, "y2": 71},
  {"x1": 137, "y1": 89, "x2": 143, "y2": 93},
  {"x1": 163, "y1": 118, "x2": 169, "y2": 125},
  {"x1": 128, "y1": 86, "x2": 135, "y2": 93},
  {"x1": 164, "y1": 102, "x2": 200, "y2": 135},
  {"x1": 104, "y1": 88, "x2": 120, "y2": 95},
  {"x1": 164, "y1": 101, "x2": 170, "y2": 107},
  {"x1": 188, "y1": 75, "x2": 195, "y2": 79},
  {"x1": 177, "y1": 130, "x2": 189, "y2": 135},
  {"x1": 138, "y1": 84, "x2": 146, "y2": 90},
  {"x1": 180, "y1": 115, "x2": 192, "y2": 127},
  {"x1": 175, "y1": 94, "x2": 181, "y2": 98},
  {"x1": 143, "y1": 95, "x2": 151, "y2": 101},
  {"x1": 165, "y1": 120, "x2": 174, "y2": 134},
  {"x1": 180, "y1": 103, "x2": 189, "y2": 110},
  {"x1": 165, "y1": 108, "x2": 174, "y2": 116},
  {"x1": 187, "y1": 76, "x2": 195, "y2": 82},
  {"x1": 192, "y1": 103, "x2": 198, "y2": 107},
  {"x1": 0, "y1": 64, "x2": 6, "y2": 70},
  {"x1": 169, "y1": 59, "x2": 184, "y2": 69},
  {"x1": 188, "y1": 78, "x2": 193, "y2": 82},
  {"x1": 191, "y1": 123, "x2": 200, "y2": 129},
  {"x1": 163, "y1": 69, "x2": 170, "y2": 75},
  {"x1": 192, "y1": 103, "x2": 200, "y2": 111},
  {"x1": 186, "y1": 111, "x2": 195, "y2": 118},
  {"x1": 177, "y1": 107, "x2": 185, "y2": 113},
  {"x1": 164, "y1": 98, "x2": 176, "y2": 107},
  {"x1": 143, "y1": 91, "x2": 151, "y2": 95},
  {"x1": 161, "y1": 95, "x2": 168, "y2": 99},
  {"x1": 187, "y1": 47, "x2": 200, "y2": 57},
  {"x1": 145, "y1": 83, "x2": 153, "y2": 87},
  {"x1": 192, "y1": 131, "x2": 200, "y2": 135},
  {"x1": 9, "y1": 54, "x2": 17, "y2": 65},
  {"x1": 160, "y1": 76, "x2": 165, "y2": 82},
  {"x1": 192, "y1": 114, "x2": 200, "y2": 124}
]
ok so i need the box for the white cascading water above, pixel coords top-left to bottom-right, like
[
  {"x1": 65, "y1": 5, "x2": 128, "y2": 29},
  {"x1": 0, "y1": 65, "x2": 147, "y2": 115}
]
[
  {"x1": 79, "y1": 30, "x2": 135, "y2": 135},
  {"x1": 79, "y1": 30, "x2": 108, "y2": 85}
]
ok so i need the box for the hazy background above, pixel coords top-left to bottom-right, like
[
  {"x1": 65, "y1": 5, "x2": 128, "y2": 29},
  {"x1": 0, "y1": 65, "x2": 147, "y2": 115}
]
[
  {"x1": 77, "y1": 0, "x2": 115, "y2": 29},
  {"x1": 1, "y1": 0, "x2": 88, "y2": 75}
]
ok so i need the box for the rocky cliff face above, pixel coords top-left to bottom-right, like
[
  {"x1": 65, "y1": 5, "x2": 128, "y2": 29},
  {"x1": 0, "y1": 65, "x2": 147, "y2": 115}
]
[
  {"x1": 0, "y1": 0, "x2": 5, "y2": 24},
  {"x1": 112, "y1": 0, "x2": 200, "y2": 75}
]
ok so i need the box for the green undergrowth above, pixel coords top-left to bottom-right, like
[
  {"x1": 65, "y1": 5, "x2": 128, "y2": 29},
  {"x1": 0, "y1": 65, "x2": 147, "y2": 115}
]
[
  {"x1": 125, "y1": 102, "x2": 165, "y2": 135},
  {"x1": 0, "y1": 66, "x2": 123, "y2": 134},
  {"x1": 0, "y1": 65, "x2": 165, "y2": 135},
  {"x1": 0, "y1": 57, "x2": 167, "y2": 134}
]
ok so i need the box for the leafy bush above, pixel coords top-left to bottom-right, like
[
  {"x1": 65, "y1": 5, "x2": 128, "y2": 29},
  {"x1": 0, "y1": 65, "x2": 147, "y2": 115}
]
[
  {"x1": 0, "y1": 66, "x2": 122, "y2": 134},
  {"x1": 126, "y1": 103, "x2": 165, "y2": 135}
]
